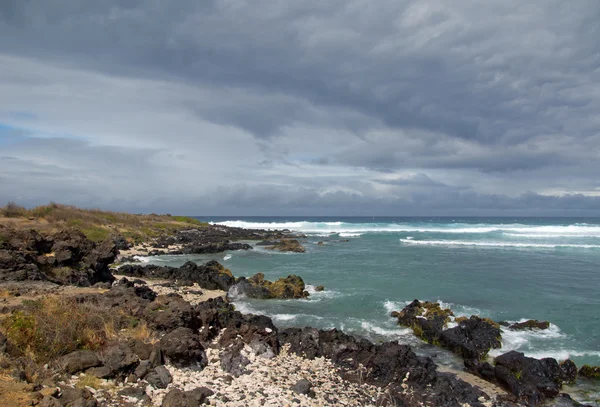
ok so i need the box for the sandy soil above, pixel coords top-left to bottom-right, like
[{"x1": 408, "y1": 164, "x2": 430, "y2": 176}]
[
  {"x1": 112, "y1": 274, "x2": 226, "y2": 304},
  {"x1": 118, "y1": 243, "x2": 184, "y2": 258},
  {"x1": 437, "y1": 365, "x2": 508, "y2": 399}
]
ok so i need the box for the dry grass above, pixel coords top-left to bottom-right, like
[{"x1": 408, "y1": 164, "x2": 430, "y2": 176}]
[
  {"x1": 0, "y1": 202, "x2": 208, "y2": 243},
  {"x1": 0, "y1": 372, "x2": 36, "y2": 407},
  {"x1": 123, "y1": 320, "x2": 158, "y2": 344},
  {"x1": 0, "y1": 296, "x2": 118, "y2": 363}
]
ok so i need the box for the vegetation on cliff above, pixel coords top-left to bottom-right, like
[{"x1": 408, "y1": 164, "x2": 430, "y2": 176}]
[{"x1": 0, "y1": 202, "x2": 207, "y2": 243}]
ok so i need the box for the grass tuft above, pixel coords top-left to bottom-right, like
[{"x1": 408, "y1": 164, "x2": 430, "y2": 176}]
[{"x1": 0, "y1": 297, "x2": 118, "y2": 363}]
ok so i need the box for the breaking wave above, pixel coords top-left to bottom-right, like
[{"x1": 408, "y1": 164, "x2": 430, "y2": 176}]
[
  {"x1": 399, "y1": 239, "x2": 600, "y2": 249},
  {"x1": 213, "y1": 220, "x2": 600, "y2": 238}
]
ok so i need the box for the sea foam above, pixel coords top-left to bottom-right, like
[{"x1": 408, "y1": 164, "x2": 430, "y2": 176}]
[
  {"x1": 213, "y1": 220, "x2": 600, "y2": 238},
  {"x1": 399, "y1": 239, "x2": 600, "y2": 249}
]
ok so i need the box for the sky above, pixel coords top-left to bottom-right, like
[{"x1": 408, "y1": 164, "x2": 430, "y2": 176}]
[{"x1": 1, "y1": 1, "x2": 600, "y2": 216}]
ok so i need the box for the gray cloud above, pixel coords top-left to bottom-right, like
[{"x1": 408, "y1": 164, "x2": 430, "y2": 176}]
[{"x1": 0, "y1": 1, "x2": 599, "y2": 214}]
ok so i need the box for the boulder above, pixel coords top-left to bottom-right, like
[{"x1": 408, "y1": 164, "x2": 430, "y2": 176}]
[
  {"x1": 263, "y1": 239, "x2": 306, "y2": 253},
  {"x1": 39, "y1": 396, "x2": 62, "y2": 407},
  {"x1": 128, "y1": 338, "x2": 153, "y2": 360},
  {"x1": 392, "y1": 299, "x2": 461, "y2": 346},
  {"x1": 560, "y1": 359, "x2": 578, "y2": 383},
  {"x1": 98, "y1": 342, "x2": 139, "y2": 377},
  {"x1": 57, "y1": 386, "x2": 97, "y2": 407},
  {"x1": 161, "y1": 387, "x2": 212, "y2": 407},
  {"x1": 291, "y1": 379, "x2": 314, "y2": 397},
  {"x1": 494, "y1": 351, "x2": 567, "y2": 405},
  {"x1": 227, "y1": 273, "x2": 309, "y2": 300},
  {"x1": 117, "y1": 386, "x2": 150, "y2": 402},
  {"x1": 438, "y1": 316, "x2": 501, "y2": 360},
  {"x1": 509, "y1": 320, "x2": 550, "y2": 331},
  {"x1": 144, "y1": 295, "x2": 199, "y2": 332},
  {"x1": 112, "y1": 235, "x2": 130, "y2": 250},
  {"x1": 159, "y1": 327, "x2": 207, "y2": 369},
  {"x1": 59, "y1": 350, "x2": 101, "y2": 375},
  {"x1": 578, "y1": 364, "x2": 600, "y2": 379},
  {"x1": 145, "y1": 366, "x2": 173, "y2": 389},
  {"x1": 220, "y1": 342, "x2": 251, "y2": 377},
  {"x1": 218, "y1": 313, "x2": 279, "y2": 358}
]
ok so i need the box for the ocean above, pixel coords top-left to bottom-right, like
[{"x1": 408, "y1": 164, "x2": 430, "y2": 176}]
[{"x1": 138, "y1": 217, "x2": 600, "y2": 401}]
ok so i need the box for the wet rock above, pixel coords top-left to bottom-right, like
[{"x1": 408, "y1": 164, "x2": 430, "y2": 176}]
[
  {"x1": 509, "y1": 320, "x2": 550, "y2": 331},
  {"x1": 494, "y1": 350, "x2": 566, "y2": 405},
  {"x1": 578, "y1": 364, "x2": 600, "y2": 379},
  {"x1": 464, "y1": 359, "x2": 497, "y2": 382},
  {"x1": 392, "y1": 299, "x2": 454, "y2": 344},
  {"x1": 228, "y1": 273, "x2": 309, "y2": 299},
  {"x1": 314, "y1": 285, "x2": 325, "y2": 292},
  {"x1": 439, "y1": 315, "x2": 501, "y2": 360},
  {"x1": 183, "y1": 241, "x2": 252, "y2": 255},
  {"x1": 263, "y1": 239, "x2": 306, "y2": 253},
  {"x1": 59, "y1": 350, "x2": 101, "y2": 375},
  {"x1": 560, "y1": 360, "x2": 578, "y2": 383},
  {"x1": 159, "y1": 327, "x2": 207, "y2": 369}
]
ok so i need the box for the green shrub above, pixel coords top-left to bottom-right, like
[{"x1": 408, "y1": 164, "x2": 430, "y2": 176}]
[
  {"x1": 1, "y1": 297, "x2": 117, "y2": 363},
  {"x1": 1, "y1": 202, "x2": 26, "y2": 218}
]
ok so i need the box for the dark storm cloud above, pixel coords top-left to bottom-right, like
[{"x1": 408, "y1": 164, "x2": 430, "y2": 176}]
[{"x1": 0, "y1": 1, "x2": 599, "y2": 214}]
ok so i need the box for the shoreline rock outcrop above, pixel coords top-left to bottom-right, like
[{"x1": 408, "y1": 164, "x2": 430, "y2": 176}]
[
  {"x1": 228, "y1": 272, "x2": 309, "y2": 300},
  {"x1": 117, "y1": 260, "x2": 235, "y2": 291},
  {"x1": 256, "y1": 239, "x2": 306, "y2": 253},
  {"x1": 466, "y1": 351, "x2": 581, "y2": 406},
  {"x1": 0, "y1": 226, "x2": 116, "y2": 286},
  {"x1": 391, "y1": 299, "x2": 501, "y2": 360}
]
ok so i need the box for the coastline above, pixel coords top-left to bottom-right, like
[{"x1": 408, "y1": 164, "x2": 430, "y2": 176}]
[{"x1": 1, "y1": 208, "x2": 599, "y2": 406}]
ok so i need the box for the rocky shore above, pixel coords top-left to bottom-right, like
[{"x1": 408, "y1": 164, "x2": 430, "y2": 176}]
[{"x1": 1, "y1": 221, "x2": 598, "y2": 406}]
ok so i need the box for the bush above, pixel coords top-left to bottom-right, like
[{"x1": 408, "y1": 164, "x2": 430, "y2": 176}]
[
  {"x1": 1, "y1": 202, "x2": 26, "y2": 218},
  {"x1": 0, "y1": 297, "x2": 117, "y2": 363},
  {"x1": 171, "y1": 216, "x2": 206, "y2": 226}
]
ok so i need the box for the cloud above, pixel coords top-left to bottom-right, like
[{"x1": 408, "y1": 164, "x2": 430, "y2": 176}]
[{"x1": 0, "y1": 1, "x2": 599, "y2": 214}]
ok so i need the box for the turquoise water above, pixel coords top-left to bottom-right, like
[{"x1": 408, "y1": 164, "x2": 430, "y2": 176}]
[{"x1": 143, "y1": 217, "x2": 600, "y2": 371}]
